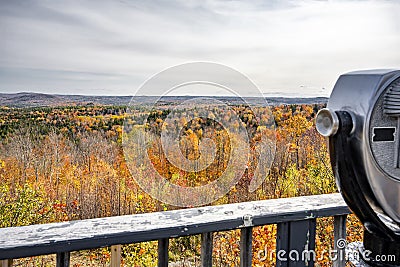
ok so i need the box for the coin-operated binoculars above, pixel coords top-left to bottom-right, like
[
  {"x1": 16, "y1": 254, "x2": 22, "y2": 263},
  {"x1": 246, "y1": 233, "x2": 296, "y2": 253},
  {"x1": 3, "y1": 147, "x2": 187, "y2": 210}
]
[{"x1": 316, "y1": 70, "x2": 400, "y2": 266}]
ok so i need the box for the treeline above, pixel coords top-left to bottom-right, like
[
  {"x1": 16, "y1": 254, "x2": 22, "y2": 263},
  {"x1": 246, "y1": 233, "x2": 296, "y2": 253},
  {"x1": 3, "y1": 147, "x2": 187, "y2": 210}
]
[{"x1": 0, "y1": 106, "x2": 126, "y2": 140}]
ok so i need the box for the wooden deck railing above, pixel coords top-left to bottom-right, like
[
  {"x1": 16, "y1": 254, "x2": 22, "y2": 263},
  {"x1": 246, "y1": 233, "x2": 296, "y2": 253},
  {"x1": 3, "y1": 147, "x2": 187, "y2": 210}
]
[{"x1": 0, "y1": 193, "x2": 350, "y2": 267}]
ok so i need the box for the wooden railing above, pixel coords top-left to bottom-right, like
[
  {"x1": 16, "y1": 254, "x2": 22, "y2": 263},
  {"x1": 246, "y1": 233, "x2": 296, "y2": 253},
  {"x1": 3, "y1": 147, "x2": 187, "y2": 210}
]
[{"x1": 0, "y1": 193, "x2": 350, "y2": 267}]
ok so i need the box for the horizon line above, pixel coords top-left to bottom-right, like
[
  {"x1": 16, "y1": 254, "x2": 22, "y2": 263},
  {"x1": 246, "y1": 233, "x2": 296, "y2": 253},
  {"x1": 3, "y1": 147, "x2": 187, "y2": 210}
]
[{"x1": 0, "y1": 91, "x2": 330, "y2": 98}]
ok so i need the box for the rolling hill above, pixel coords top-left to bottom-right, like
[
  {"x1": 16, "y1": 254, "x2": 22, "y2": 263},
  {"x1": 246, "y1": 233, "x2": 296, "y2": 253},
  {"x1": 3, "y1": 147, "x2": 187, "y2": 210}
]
[{"x1": 0, "y1": 92, "x2": 328, "y2": 108}]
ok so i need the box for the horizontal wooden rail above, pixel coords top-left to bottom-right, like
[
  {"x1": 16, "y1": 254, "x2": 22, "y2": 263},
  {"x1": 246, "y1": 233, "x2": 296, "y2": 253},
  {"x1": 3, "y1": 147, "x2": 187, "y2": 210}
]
[{"x1": 0, "y1": 193, "x2": 350, "y2": 266}]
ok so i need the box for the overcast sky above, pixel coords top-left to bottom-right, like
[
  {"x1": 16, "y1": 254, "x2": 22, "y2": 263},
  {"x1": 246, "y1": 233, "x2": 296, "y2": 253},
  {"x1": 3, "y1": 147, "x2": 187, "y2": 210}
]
[{"x1": 0, "y1": 0, "x2": 399, "y2": 96}]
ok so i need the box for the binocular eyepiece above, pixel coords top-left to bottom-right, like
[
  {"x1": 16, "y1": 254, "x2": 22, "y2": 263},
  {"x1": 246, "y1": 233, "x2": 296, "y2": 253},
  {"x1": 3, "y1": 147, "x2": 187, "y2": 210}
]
[{"x1": 316, "y1": 70, "x2": 400, "y2": 266}]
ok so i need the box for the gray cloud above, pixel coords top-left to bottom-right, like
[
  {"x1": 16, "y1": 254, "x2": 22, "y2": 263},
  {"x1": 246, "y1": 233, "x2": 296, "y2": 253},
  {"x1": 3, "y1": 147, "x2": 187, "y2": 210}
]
[{"x1": 0, "y1": 0, "x2": 399, "y2": 96}]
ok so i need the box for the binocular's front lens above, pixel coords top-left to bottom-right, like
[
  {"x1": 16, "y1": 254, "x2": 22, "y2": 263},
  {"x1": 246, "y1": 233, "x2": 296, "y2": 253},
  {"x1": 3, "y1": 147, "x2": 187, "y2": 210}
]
[{"x1": 316, "y1": 108, "x2": 339, "y2": 137}]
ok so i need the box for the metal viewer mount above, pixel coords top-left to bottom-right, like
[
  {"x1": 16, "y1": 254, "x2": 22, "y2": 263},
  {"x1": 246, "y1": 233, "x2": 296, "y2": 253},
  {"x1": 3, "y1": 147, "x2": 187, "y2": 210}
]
[{"x1": 316, "y1": 70, "x2": 400, "y2": 267}]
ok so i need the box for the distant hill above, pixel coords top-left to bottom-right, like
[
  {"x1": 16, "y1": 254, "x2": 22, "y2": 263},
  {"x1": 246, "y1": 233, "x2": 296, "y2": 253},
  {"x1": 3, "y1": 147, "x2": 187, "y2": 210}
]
[
  {"x1": 0, "y1": 92, "x2": 328, "y2": 108},
  {"x1": 0, "y1": 92, "x2": 63, "y2": 107}
]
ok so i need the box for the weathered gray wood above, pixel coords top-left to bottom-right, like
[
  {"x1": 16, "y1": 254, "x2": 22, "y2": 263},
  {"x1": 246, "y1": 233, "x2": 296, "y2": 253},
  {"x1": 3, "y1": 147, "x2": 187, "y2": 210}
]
[
  {"x1": 276, "y1": 219, "x2": 316, "y2": 267},
  {"x1": 56, "y1": 252, "x2": 70, "y2": 267},
  {"x1": 157, "y1": 238, "x2": 169, "y2": 267},
  {"x1": 333, "y1": 215, "x2": 347, "y2": 267},
  {"x1": 240, "y1": 227, "x2": 253, "y2": 267},
  {"x1": 0, "y1": 193, "x2": 349, "y2": 260},
  {"x1": 201, "y1": 232, "x2": 213, "y2": 267},
  {"x1": 110, "y1": 245, "x2": 121, "y2": 267},
  {"x1": 0, "y1": 259, "x2": 12, "y2": 267}
]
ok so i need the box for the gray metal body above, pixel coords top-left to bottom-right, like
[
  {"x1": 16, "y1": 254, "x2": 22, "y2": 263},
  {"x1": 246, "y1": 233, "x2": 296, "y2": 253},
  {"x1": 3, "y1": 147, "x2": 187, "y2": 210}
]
[{"x1": 328, "y1": 69, "x2": 400, "y2": 231}]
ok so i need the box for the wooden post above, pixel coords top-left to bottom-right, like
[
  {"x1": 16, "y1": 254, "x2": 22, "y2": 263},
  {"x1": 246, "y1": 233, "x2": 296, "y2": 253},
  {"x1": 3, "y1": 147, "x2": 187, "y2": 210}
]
[
  {"x1": 158, "y1": 238, "x2": 169, "y2": 267},
  {"x1": 201, "y1": 232, "x2": 213, "y2": 267},
  {"x1": 110, "y1": 245, "x2": 121, "y2": 267},
  {"x1": 333, "y1": 215, "x2": 347, "y2": 267},
  {"x1": 56, "y1": 252, "x2": 70, "y2": 267},
  {"x1": 240, "y1": 227, "x2": 253, "y2": 267},
  {"x1": 276, "y1": 219, "x2": 316, "y2": 267},
  {"x1": 0, "y1": 259, "x2": 13, "y2": 267}
]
